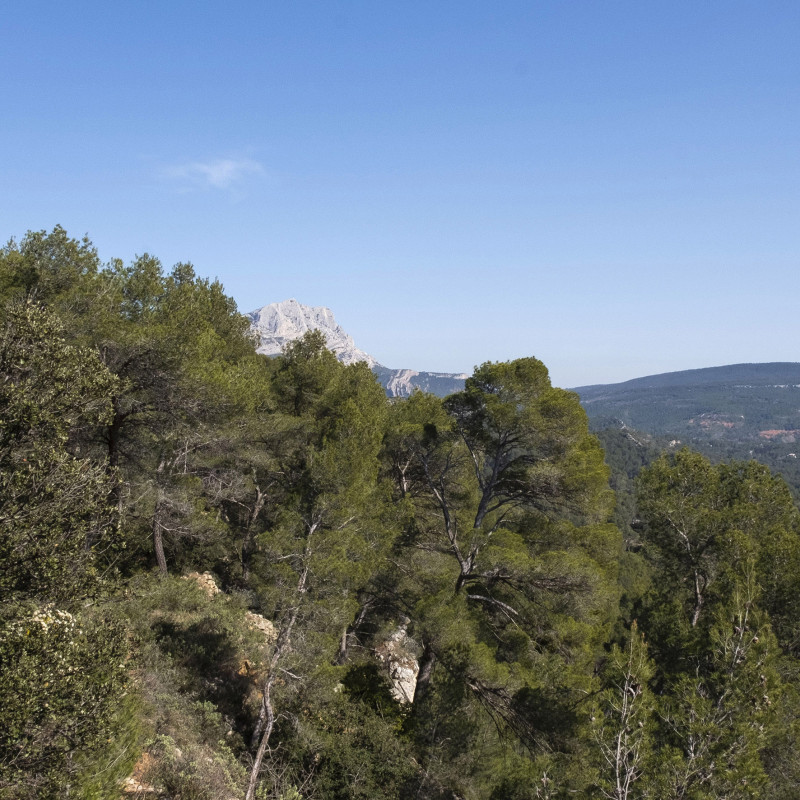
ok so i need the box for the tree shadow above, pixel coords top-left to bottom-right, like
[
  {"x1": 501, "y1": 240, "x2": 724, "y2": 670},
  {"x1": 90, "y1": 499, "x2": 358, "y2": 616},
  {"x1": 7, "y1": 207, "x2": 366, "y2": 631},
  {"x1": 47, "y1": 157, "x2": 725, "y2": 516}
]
[{"x1": 152, "y1": 615, "x2": 258, "y2": 741}]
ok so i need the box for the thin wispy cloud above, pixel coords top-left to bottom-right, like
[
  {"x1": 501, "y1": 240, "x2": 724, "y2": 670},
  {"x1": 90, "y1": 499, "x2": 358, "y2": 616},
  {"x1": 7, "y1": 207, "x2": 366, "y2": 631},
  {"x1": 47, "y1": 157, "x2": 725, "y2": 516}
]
[{"x1": 163, "y1": 157, "x2": 265, "y2": 191}]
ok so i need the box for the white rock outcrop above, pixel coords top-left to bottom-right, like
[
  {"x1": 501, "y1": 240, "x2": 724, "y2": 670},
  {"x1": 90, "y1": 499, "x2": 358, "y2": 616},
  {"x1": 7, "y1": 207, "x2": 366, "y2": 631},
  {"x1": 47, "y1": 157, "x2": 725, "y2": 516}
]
[
  {"x1": 182, "y1": 571, "x2": 221, "y2": 598},
  {"x1": 375, "y1": 622, "x2": 420, "y2": 704},
  {"x1": 245, "y1": 611, "x2": 277, "y2": 643}
]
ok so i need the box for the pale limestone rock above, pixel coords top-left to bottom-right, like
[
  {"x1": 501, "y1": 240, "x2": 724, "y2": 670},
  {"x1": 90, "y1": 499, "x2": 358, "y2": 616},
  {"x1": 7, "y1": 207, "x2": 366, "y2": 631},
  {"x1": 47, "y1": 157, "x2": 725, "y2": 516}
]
[
  {"x1": 182, "y1": 571, "x2": 221, "y2": 598},
  {"x1": 121, "y1": 775, "x2": 159, "y2": 795},
  {"x1": 121, "y1": 752, "x2": 160, "y2": 795},
  {"x1": 247, "y1": 299, "x2": 377, "y2": 366},
  {"x1": 375, "y1": 623, "x2": 420, "y2": 704},
  {"x1": 245, "y1": 611, "x2": 277, "y2": 643}
]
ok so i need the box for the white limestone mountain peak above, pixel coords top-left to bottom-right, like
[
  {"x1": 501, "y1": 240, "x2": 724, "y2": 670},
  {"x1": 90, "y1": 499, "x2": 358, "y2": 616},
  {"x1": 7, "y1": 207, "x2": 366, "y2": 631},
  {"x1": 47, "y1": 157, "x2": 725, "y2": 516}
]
[
  {"x1": 246, "y1": 299, "x2": 467, "y2": 398},
  {"x1": 247, "y1": 299, "x2": 378, "y2": 368}
]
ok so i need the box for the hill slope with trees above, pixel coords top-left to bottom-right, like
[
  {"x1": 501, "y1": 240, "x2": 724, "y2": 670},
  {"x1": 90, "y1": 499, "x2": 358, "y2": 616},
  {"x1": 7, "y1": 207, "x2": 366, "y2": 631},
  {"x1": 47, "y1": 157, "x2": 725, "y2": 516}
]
[
  {"x1": 576, "y1": 363, "x2": 800, "y2": 443},
  {"x1": 2, "y1": 227, "x2": 800, "y2": 799}
]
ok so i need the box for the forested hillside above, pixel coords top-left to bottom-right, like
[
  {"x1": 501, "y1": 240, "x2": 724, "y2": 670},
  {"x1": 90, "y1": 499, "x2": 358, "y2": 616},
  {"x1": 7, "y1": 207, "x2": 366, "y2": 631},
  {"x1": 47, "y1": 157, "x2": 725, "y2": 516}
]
[
  {"x1": 577, "y1": 364, "x2": 800, "y2": 504},
  {"x1": 576, "y1": 364, "x2": 800, "y2": 444},
  {"x1": 3, "y1": 228, "x2": 800, "y2": 799}
]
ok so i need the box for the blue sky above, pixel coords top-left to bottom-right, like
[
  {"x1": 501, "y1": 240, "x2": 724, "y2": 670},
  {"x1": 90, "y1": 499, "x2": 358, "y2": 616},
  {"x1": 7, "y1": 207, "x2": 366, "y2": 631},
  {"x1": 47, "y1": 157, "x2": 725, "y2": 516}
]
[{"x1": 2, "y1": 1, "x2": 799, "y2": 387}]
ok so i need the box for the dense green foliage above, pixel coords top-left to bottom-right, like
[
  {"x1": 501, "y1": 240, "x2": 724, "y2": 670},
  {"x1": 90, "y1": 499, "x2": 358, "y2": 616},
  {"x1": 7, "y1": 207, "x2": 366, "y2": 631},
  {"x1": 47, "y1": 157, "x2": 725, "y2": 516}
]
[{"x1": 2, "y1": 227, "x2": 799, "y2": 798}]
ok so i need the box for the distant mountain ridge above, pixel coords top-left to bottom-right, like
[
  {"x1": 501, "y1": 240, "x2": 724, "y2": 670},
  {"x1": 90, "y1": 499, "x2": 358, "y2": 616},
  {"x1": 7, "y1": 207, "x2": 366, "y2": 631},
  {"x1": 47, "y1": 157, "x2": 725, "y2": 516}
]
[
  {"x1": 574, "y1": 362, "x2": 800, "y2": 394},
  {"x1": 575, "y1": 362, "x2": 800, "y2": 508},
  {"x1": 573, "y1": 362, "x2": 800, "y2": 442},
  {"x1": 247, "y1": 299, "x2": 467, "y2": 398}
]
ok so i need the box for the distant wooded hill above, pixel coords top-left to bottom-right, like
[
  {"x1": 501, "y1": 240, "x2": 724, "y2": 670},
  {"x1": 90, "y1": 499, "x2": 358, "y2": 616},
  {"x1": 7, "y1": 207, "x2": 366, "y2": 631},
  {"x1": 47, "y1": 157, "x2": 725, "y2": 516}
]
[
  {"x1": 575, "y1": 362, "x2": 800, "y2": 500},
  {"x1": 574, "y1": 362, "x2": 800, "y2": 442}
]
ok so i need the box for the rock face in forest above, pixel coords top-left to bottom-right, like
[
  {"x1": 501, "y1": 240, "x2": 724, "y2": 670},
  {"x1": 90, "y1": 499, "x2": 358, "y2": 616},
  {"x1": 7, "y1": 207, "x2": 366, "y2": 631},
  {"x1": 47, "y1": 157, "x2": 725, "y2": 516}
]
[
  {"x1": 375, "y1": 622, "x2": 420, "y2": 704},
  {"x1": 182, "y1": 571, "x2": 222, "y2": 598},
  {"x1": 247, "y1": 299, "x2": 467, "y2": 398}
]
